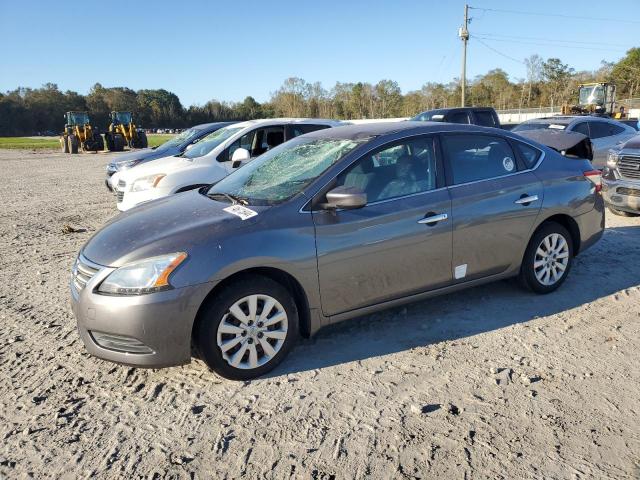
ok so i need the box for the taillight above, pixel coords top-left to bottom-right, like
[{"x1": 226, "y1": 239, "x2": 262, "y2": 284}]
[{"x1": 583, "y1": 170, "x2": 602, "y2": 193}]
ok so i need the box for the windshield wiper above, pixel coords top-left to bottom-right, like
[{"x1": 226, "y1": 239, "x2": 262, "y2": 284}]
[{"x1": 207, "y1": 192, "x2": 249, "y2": 205}]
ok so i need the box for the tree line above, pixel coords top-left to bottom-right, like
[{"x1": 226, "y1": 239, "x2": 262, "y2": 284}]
[{"x1": 1, "y1": 48, "x2": 638, "y2": 136}]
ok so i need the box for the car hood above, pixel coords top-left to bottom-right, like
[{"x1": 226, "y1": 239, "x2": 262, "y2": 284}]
[
  {"x1": 621, "y1": 135, "x2": 640, "y2": 151},
  {"x1": 82, "y1": 190, "x2": 268, "y2": 267},
  {"x1": 119, "y1": 154, "x2": 198, "y2": 183}
]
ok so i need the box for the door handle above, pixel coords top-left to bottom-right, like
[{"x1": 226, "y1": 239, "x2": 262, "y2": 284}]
[
  {"x1": 515, "y1": 195, "x2": 539, "y2": 205},
  {"x1": 418, "y1": 213, "x2": 448, "y2": 225}
]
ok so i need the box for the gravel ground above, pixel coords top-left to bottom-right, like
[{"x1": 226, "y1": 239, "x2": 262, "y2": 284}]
[{"x1": 0, "y1": 149, "x2": 639, "y2": 479}]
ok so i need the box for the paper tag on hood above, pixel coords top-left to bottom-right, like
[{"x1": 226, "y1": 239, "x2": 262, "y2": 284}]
[{"x1": 223, "y1": 204, "x2": 258, "y2": 220}]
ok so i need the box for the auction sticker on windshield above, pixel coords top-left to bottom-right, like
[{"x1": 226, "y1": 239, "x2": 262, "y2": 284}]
[{"x1": 223, "y1": 205, "x2": 258, "y2": 220}]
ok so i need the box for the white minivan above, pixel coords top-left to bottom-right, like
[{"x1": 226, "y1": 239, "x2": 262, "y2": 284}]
[{"x1": 114, "y1": 118, "x2": 341, "y2": 211}]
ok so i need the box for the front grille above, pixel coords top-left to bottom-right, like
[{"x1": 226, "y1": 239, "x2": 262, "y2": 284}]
[
  {"x1": 72, "y1": 255, "x2": 100, "y2": 292},
  {"x1": 116, "y1": 179, "x2": 126, "y2": 203},
  {"x1": 117, "y1": 190, "x2": 124, "y2": 202},
  {"x1": 618, "y1": 155, "x2": 640, "y2": 180},
  {"x1": 618, "y1": 186, "x2": 640, "y2": 197},
  {"x1": 89, "y1": 331, "x2": 154, "y2": 354}
]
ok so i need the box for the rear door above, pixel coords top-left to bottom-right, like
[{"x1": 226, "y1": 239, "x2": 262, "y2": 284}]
[
  {"x1": 441, "y1": 133, "x2": 543, "y2": 281},
  {"x1": 313, "y1": 135, "x2": 452, "y2": 316}
]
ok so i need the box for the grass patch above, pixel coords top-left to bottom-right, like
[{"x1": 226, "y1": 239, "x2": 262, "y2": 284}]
[{"x1": 0, "y1": 134, "x2": 176, "y2": 150}]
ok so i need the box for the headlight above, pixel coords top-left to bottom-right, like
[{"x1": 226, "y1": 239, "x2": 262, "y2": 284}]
[
  {"x1": 98, "y1": 252, "x2": 187, "y2": 295},
  {"x1": 131, "y1": 174, "x2": 166, "y2": 192},
  {"x1": 607, "y1": 151, "x2": 620, "y2": 168}
]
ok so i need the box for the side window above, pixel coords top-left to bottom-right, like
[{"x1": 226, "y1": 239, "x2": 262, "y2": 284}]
[
  {"x1": 442, "y1": 134, "x2": 518, "y2": 185},
  {"x1": 587, "y1": 121, "x2": 615, "y2": 139},
  {"x1": 254, "y1": 127, "x2": 285, "y2": 156},
  {"x1": 448, "y1": 112, "x2": 471, "y2": 124},
  {"x1": 572, "y1": 122, "x2": 589, "y2": 136},
  {"x1": 609, "y1": 123, "x2": 625, "y2": 135},
  {"x1": 513, "y1": 141, "x2": 542, "y2": 169},
  {"x1": 474, "y1": 111, "x2": 497, "y2": 127},
  {"x1": 335, "y1": 136, "x2": 438, "y2": 203},
  {"x1": 289, "y1": 124, "x2": 330, "y2": 138},
  {"x1": 225, "y1": 129, "x2": 258, "y2": 162}
]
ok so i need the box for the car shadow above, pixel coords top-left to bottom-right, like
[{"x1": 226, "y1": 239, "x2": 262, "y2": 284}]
[{"x1": 268, "y1": 224, "x2": 640, "y2": 377}]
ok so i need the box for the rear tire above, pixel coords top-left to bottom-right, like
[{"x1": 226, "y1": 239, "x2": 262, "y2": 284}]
[
  {"x1": 608, "y1": 206, "x2": 638, "y2": 217},
  {"x1": 68, "y1": 134, "x2": 79, "y2": 154},
  {"x1": 93, "y1": 132, "x2": 104, "y2": 151},
  {"x1": 195, "y1": 276, "x2": 298, "y2": 380},
  {"x1": 519, "y1": 222, "x2": 573, "y2": 294}
]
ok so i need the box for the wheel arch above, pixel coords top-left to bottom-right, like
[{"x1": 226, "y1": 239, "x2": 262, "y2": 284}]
[
  {"x1": 191, "y1": 267, "x2": 312, "y2": 342},
  {"x1": 532, "y1": 213, "x2": 581, "y2": 255}
]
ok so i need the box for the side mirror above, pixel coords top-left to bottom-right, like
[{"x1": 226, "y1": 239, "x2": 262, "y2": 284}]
[
  {"x1": 231, "y1": 148, "x2": 250, "y2": 168},
  {"x1": 185, "y1": 144, "x2": 194, "y2": 151},
  {"x1": 324, "y1": 186, "x2": 367, "y2": 210}
]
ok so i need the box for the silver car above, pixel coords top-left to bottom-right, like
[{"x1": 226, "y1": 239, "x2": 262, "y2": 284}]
[
  {"x1": 603, "y1": 135, "x2": 640, "y2": 216},
  {"x1": 70, "y1": 122, "x2": 604, "y2": 380},
  {"x1": 513, "y1": 116, "x2": 637, "y2": 168}
]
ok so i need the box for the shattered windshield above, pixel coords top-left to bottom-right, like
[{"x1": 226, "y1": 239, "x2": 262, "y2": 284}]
[{"x1": 206, "y1": 137, "x2": 363, "y2": 205}]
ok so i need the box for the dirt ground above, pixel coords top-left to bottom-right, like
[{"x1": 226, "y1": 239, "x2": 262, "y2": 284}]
[{"x1": 0, "y1": 149, "x2": 639, "y2": 479}]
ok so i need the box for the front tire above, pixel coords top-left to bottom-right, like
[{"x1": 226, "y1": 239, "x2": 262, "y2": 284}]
[
  {"x1": 195, "y1": 276, "x2": 298, "y2": 380},
  {"x1": 519, "y1": 222, "x2": 573, "y2": 294},
  {"x1": 68, "y1": 134, "x2": 79, "y2": 154}
]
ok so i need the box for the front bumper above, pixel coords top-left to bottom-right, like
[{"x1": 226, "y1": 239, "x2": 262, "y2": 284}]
[
  {"x1": 117, "y1": 186, "x2": 172, "y2": 211},
  {"x1": 602, "y1": 173, "x2": 640, "y2": 213},
  {"x1": 70, "y1": 257, "x2": 214, "y2": 368}
]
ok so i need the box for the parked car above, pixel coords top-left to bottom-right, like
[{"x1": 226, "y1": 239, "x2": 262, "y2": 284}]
[
  {"x1": 114, "y1": 118, "x2": 341, "y2": 211},
  {"x1": 105, "y1": 122, "x2": 236, "y2": 191},
  {"x1": 512, "y1": 116, "x2": 636, "y2": 168},
  {"x1": 411, "y1": 107, "x2": 501, "y2": 129},
  {"x1": 602, "y1": 135, "x2": 640, "y2": 216},
  {"x1": 71, "y1": 122, "x2": 604, "y2": 380}
]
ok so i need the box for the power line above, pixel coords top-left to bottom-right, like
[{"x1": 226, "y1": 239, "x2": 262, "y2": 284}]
[
  {"x1": 471, "y1": 32, "x2": 629, "y2": 48},
  {"x1": 473, "y1": 35, "x2": 627, "y2": 53},
  {"x1": 468, "y1": 6, "x2": 640, "y2": 24},
  {"x1": 471, "y1": 35, "x2": 525, "y2": 65}
]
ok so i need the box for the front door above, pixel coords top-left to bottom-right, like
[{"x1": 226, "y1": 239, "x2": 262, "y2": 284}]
[
  {"x1": 441, "y1": 133, "x2": 543, "y2": 281},
  {"x1": 312, "y1": 136, "x2": 453, "y2": 317}
]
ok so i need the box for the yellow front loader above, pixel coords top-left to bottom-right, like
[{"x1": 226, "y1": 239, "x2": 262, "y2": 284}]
[
  {"x1": 60, "y1": 111, "x2": 104, "y2": 154},
  {"x1": 104, "y1": 111, "x2": 148, "y2": 151}
]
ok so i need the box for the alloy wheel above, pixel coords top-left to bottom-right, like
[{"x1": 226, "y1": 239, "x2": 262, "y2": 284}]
[
  {"x1": 216, "y1": 294, "x2": 288, "y2": 370},
  {"x1": 533, "y1": 233, "x2": 570, "y2": 286}
]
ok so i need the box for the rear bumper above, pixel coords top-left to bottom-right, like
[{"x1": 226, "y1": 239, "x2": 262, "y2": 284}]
[
  {"x1": 602, "y1": 175, "x2": 640, "y2": 213},
  {"x1": 575, "y1": 195, "x2": 605, "y2": 254},
  {"x1": 71, "y1": 264, "x2": 214, "y2": 368}
]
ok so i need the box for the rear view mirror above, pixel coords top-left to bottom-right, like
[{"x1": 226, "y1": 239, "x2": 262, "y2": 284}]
[
  {"x1": 324, "y1": 186, "x2": 367, "y2": 210},
  {"x1": 231, "y1": 148, "x2": 250, "y2": 168}
]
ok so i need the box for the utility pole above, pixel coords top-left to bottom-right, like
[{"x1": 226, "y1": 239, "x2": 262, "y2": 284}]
[{"x1": 459, "y1": 4, "x2": 470, "y2": 107}]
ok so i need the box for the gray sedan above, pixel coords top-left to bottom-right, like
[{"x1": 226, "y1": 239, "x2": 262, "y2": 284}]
[
  {"x1": 71, "y1": 122, "x2": 604, "y2": 380},
  {"x1": 513, "y1": 116, "x2": 636, "y2": 168}
]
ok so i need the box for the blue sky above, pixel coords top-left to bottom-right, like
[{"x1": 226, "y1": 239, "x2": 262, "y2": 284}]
[{"x1": 0, "y1": 0, "x2": 637, "y2": 106}]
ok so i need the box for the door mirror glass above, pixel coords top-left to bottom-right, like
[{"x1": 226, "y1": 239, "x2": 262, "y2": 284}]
[
  {"x1": 231, "y1": 147, "x2": 250, "y2": 168},
  {"x1": 325, "y1": 186, "x2": 367, "y2": 210},
  {"x1": 184, "y1": 144, "x2": 194, "y2": 151}
]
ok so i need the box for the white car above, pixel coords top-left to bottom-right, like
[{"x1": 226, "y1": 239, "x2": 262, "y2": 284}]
[{"x1": 114, "y1": 118, "x2": 341, "y2": 211}]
